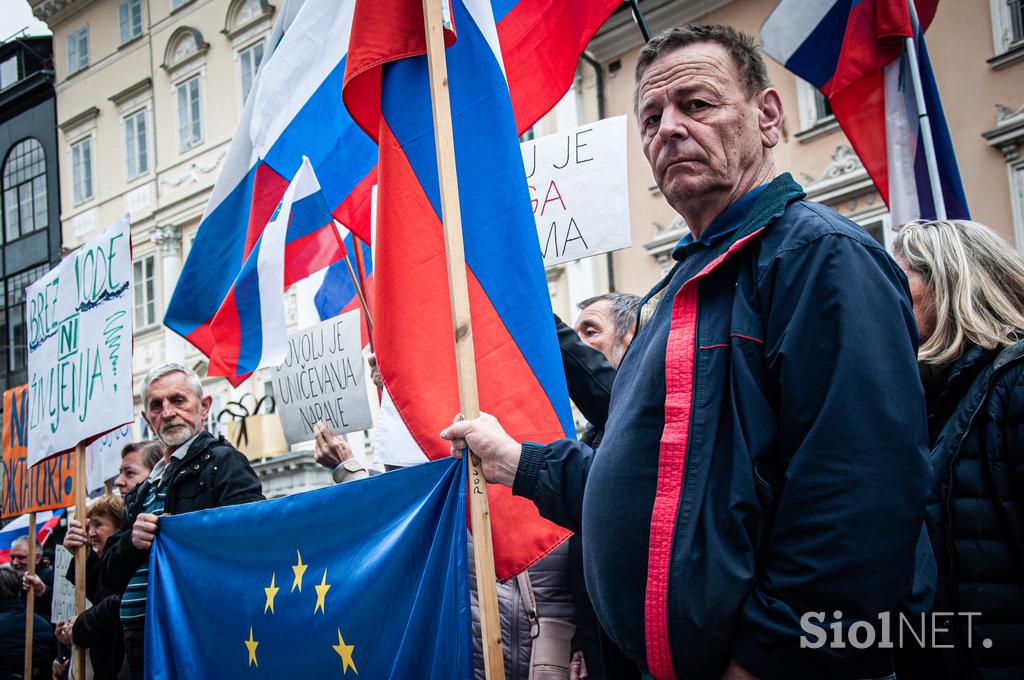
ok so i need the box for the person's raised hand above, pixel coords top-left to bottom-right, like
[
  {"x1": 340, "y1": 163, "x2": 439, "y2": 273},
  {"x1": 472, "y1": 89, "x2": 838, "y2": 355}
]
[
  {"x1": 132, "y1": 513, "x2": 160, "y2": 550},
  {"x1": 63, "y1": 518, "x2": 88, "y2": 551},
  {"x1": 313, "y1": 421, "x2": 354, "y2": 470},
  {"x1": 439, "y1": 413, "x2": 521, "y2": 488},
  {"x1": 55, "y1": 618, "x2": 76, "y2": 646}
]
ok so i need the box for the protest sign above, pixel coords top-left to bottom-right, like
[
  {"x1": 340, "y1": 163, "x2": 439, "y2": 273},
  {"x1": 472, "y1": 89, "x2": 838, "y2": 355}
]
[
  {"x1": 2, "y1": 386, "x2": 75, "y2": 518},
  {"x1": 85, "y1": 423, "x2": 133, "y2": 493},
  {"x1": 521, "y1": 116, "x2": 632, "y2": 267},
  {"x1": 271, "y1": 309, "x2": 373, "y2": 446},
  {"x1": 51, "y1": 544, "x2": 90, "y2": 624},
  {"x1": 25, "y1": 216, "x2": 134, "y2": 466}
]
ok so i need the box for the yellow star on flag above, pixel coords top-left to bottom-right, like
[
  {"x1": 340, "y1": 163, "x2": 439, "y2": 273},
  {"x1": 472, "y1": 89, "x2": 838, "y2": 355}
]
[
  {"x1": 264, "y1": 573, "x2": 279, "y2": 614},
  {"x1": 332, "y1": 628, "x2": 358, "y2": 674},
  {"x1": 314, "y1": 569, "x2": 331, "y2": 615},
  {"x1": 244, "y1": 627, "x2": 259, "y2": 667},
  {"x1": 291, "y1": 550, "x2": 308, "y2": 593}
]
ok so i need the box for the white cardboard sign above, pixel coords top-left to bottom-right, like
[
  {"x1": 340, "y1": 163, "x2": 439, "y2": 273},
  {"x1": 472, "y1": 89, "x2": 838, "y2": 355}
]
[
  {"x1": 85, "y1": 423, "x2": 133, "y2": 493},
  {"x1": 271, "y1": 309, "x2": 373, "y2": 445},
  {"x1": 521, "y1": 116, "x2": 632, "y2": 267},
  {"x1": 26, "y1": 216, "x2": 135, "y2": 466},
  {"x1": 51, "y1": 544, "x2": 91, "y2": 623}
]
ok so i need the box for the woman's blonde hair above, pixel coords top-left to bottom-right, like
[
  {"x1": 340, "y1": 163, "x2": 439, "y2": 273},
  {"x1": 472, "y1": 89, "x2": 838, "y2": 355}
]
[
  {"x1": 893, "y1": 219, "x2": 1024, "y2": 365},
  {"x1": 86, "y1": 494, "x2": 124, "y2": 530}
]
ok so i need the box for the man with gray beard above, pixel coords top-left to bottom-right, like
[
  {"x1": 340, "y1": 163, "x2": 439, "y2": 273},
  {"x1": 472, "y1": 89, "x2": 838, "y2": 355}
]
[{"x1": 99, "y1": 363, "x2": 264, "y2": 680}]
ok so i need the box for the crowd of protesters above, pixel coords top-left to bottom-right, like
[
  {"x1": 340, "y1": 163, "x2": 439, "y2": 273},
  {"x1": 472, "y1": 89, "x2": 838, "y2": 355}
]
[{"x1": 3, "y1": 22, "x2": 1024, "y2": 680}]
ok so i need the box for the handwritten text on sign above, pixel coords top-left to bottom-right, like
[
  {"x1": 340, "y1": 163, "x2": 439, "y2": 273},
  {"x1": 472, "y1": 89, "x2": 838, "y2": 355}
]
[
  {"x1": 51, "y1": 545, "x2": 91, "y2": 623},
  {"x1": 1, "y1": 385, "x2": 75, "y2": 518},
  {"x1": 86, "y1": 423, "x2": 133, "y2": 493},
  {"x1": 272, "y1": 309, "x2": 373, "y2": 445},
  {"x1": 26, "y1": 215, "x2": 135, "y2": 466},
  {"x1": 521, "y1": 116, "x2": 631, "y2": 267}
]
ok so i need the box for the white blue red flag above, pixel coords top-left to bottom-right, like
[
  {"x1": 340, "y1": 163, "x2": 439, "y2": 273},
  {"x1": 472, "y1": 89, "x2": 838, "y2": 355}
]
[
  {"x1": 207, "y1": 158, "x2": 341, "y2": 378},
  {"x1": 164, "y1": 0, "x2": 376, "y2": 381},
  {"x1": 760, "y1": 0, "x2": 969, "y2": 224},
  {"x1": 343, "y1": 0, "x2": 619, "y2": 579},
  {"x1": 0, "y1": 510, "x2": 63, "y2": 564}
]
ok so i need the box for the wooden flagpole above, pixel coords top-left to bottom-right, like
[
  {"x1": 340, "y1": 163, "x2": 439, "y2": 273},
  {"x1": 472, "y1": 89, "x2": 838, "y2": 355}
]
[
  {"x1": 73, "y1": 442, "x2": 87, "y2": 680},
  {"x1": 23, "y1": 512, "x2": 36, "y2": 680},
  {"x1": 420, "y1": 1, "x2": 505, "y2": 678}
]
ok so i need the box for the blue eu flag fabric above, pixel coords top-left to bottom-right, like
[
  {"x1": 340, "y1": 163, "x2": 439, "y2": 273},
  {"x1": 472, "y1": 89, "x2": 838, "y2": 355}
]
[{"x1": 145, "y1": 458, "x2": 472, "y2": 679}]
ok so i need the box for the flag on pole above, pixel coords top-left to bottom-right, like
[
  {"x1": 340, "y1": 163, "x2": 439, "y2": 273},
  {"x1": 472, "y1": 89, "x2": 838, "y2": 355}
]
[
  {"x1": 145, "y1": 459, "x2": 471, "y2": 679},
  {"x1": 207, "y1": 158, "x2": 343, "y2": 380},
  {"x1": 0, "y1": 510, "x2": 63, "y2": 564},
  {"x1": 164, "y1": 0, "x2": 377, "y2": 375},
  {"x1": 760, "y1": 0, "x2": 969, "y2": 224},
  {"x1": 342, "y1": 0, "x2": 618, "y2": 579}
]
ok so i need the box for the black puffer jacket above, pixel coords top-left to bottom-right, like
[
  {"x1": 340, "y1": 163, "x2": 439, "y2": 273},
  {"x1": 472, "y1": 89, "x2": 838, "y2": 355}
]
[{"x1": 922, "y1": 340, "x2": 1024, "y2": 678}]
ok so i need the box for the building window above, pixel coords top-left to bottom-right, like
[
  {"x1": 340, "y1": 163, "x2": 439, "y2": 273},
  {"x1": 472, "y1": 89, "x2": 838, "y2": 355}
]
[
  {"x1": 797, "y1": 78, "x2": 835, "y2": 132},
  {"x1": 2, "y1": 139, "x2": 48, "y2": 244},
  {"x1": 119, "y1": 0, "x2": 143, "y2": 44},
  {"x1": 0, "y1": 56, "x2": 18, "y2": 90},
  {"x1": 1012, "y1": 161, "x2": 1024, "y2": 252},
  {"x1": 133, "y1": 256, "x2": 156, "y2": 329},
  {"x1": 171, "y1": 0, "x2": 190, "y2": 10},
  {"x1": 176, "y1": 76, "x2": 202, "y2": 152},
  {"x1": 67, "y1": 26, "x2": 89, "y2": 74},
  {"x1": 991, "y1": 0, "x2": 1024, "y2": 56},
  {"x1": 239, "y1": 41, "x2": 264, "y2": 103},
  {"x1": 1, "y1": 264, "x2": 48, "y2": 381},
  {"x1": 858, "y1": 213, "x2": 894, "y2": 252},
  {"x1": 71, "y1": 137, "x2": 94, "y2": 205},
  {"x1": 123, "y1": 109, "x2": 149, "y2": 180}
]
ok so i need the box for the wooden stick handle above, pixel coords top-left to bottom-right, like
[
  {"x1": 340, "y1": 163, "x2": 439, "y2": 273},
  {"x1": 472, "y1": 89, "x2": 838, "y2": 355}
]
[
  {"x1": 24, "y1": 512, "x2": 36, "y2": 680},
  {"x1": 74, "y1": 442, "x2": 87, "y2": 680},
  {"x1": 420, "y1": 2, "x2": 505, "y2": 678}
]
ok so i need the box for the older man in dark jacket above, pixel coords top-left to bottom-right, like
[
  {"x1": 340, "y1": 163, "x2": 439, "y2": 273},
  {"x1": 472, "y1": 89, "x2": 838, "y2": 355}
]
[
  {"x1": 99, "y1": 363, "x2": 264, "y2": 680},
  {"x1": 443, "y1": 24, "x2": 931, "y2": 680}
]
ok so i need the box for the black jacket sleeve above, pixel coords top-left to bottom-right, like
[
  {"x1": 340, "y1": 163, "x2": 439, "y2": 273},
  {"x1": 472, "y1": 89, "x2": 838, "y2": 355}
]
[
  {"x1": 97, "y1": 486, "x2": 148, "y2": 597},
  {"x1": 513, "y1": 439, "x2": 595, "y2": 533},
  {"x1": 730, "y1": 229, "x2": 932, "y2": 679},
  {"x1": 555, "y1": 316, "x2": 615, "y2": 428},
  {"x1": 211, "y1": 446, "x2": 265, "y2": 507},
  {"x1": 72, "y1": 594, "x2": 121, "y2": 649}
]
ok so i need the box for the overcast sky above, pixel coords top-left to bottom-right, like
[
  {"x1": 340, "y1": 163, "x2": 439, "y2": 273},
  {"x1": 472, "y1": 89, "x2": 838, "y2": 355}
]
[{"x1": 1, "y1": 0, "x2": 51, "y2": 42}]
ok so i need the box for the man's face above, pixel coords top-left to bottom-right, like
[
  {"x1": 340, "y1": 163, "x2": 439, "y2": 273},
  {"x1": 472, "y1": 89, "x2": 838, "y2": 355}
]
[
  {"x1": 114, "y1": 450, "x2": 150, "y2": 495},
  {"x1": 637, "y1": 41, "x2": 776, "y2": 213},
  {"x1": 142, "y1": 372, "x2": 211, "y2": 450},
  {"x1": 8, "y1": 543, "x2": 37, "y2": 577},
  {"x1": 574, "y1": 300, "x2": 633, "y2": 368}
]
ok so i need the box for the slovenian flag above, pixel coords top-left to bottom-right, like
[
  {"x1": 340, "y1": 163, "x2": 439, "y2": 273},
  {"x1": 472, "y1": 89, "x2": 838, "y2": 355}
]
[
  {"x1": 760, "y1": 0, "x2": 969, "y2": 225},
  {"x1": 342, "y1": 0, "x2": 618, "y2": 579},
  {"x1": 164, "y1": 0, "x2": 376, "y2": 381}
]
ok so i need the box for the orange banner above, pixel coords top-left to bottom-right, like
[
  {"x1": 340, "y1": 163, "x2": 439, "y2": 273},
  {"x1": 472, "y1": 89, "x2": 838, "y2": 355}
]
[{"x1": 2, "y1": 385, "x2": 75, "y2": 518}]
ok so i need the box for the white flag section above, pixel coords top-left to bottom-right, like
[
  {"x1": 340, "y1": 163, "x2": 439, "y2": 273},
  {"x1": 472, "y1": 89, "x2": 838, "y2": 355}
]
[
  {"x1": 252, "y1": 157, "x2": 323, "y2": 371},
  {"x1": 271, "y1": 309, "x2": 374, "y2": 446},
  {"x1": 521, "y1": 116, "x2": 632, "y2": 267},
  {"x1": 26, "y1": 216, "x2": 134, "y2": 466},
  {"x1": 373, "y1": 388, "x2": 429, "y2": 467},
  {"x1": 85, "y1": 423, "x2": 133, "y2": 493}
]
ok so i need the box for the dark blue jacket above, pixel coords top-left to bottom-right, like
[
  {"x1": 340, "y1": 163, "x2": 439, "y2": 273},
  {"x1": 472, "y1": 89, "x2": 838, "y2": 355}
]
[{"x1": 513, "y1": 174, "x2": 932, "y2": 680}]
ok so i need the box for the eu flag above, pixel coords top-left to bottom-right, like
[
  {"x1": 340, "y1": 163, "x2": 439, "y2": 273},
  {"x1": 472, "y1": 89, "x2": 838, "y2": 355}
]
[{"x1": 145, "y1": 458, "x2": 472, "y2": 679}]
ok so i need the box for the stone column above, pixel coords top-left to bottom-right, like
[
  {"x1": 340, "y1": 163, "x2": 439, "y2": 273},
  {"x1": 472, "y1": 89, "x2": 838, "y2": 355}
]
[{"x1": 151, "y1": 224, "x2": 185, "y2": 365}]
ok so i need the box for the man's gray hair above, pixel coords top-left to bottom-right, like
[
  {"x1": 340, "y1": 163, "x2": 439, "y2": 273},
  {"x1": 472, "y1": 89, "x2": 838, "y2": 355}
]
[
  {"x1": 634, "y1": 24, "x2": 772, "y2": 114},
  {"x1": 10, "y1": 534, "x2": 40, "y2": 552},
  {"x1": 578, "y1": 293, "x2": 642, "y2": 340},
  {"x1": 0, "y1": 565, "x2": 20, "y2": 601},
  {"x1": 139, "y1": 363, "x2": 204, "y2": 407}
]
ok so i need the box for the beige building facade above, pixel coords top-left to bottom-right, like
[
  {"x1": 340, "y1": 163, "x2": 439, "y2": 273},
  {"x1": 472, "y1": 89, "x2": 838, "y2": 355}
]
[{"x1": 25, "y1": 0, "x2": 1024, "y2": 462}]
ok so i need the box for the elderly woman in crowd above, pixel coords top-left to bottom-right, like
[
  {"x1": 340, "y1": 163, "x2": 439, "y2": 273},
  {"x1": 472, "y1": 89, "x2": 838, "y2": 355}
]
[
  {"x1": 54, "y1": 494, "x2": 126, "y2": 680},
  {"x1": 893, "y1": 219, "x2": 1024, "y2": 679}
]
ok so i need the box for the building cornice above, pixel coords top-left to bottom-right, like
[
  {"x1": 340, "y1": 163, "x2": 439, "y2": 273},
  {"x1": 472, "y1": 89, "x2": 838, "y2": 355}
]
[
  {"x1": 983, "y1": 103, "x2": 1024, "y2": 162},
  {"x1": 108, "y1": 77, "x2": 153, "y2": 106},
  {"x1": 57, "y1": 104, "x2": 99, "y2": 132},
  {"x1": 801, "y1": 144, "x2": 875, "y2": 206},
  {"x1": 30, "y1": 0, "x2": 95, "y2": 25}
]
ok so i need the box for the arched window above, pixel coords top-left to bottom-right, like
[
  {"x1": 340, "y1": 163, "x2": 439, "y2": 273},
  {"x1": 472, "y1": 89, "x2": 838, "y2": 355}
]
[{"x1": 2, "y1": 138, "x2": 47, "y2": 244}]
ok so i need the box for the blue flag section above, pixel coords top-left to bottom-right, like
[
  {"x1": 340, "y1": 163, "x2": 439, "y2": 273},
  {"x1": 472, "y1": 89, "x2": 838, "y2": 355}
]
[{"x1": 144, "y1": 458, "x2": 472, "y2": 679}]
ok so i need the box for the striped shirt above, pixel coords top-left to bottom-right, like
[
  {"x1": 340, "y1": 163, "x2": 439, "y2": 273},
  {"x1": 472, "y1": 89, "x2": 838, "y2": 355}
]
[{"x1": 119, "y1": 435, "x2": 197, "y2": 629}]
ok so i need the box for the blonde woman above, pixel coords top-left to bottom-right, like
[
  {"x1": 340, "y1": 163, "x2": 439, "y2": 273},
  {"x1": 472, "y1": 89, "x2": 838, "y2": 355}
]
[{"x1": 893, "y1": 220, "x2": 1024, "y2": 679}]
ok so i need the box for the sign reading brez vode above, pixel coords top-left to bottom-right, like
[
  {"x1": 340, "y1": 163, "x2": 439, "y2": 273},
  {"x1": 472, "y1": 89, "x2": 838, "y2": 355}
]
[
  {"x1": 26, "y1": 215, "x2": 135, "y2": 466},
  {"x1": 272, "y1": 308, "x2": 373, "y2": 446},
  {"x1": 521, "y1": 115, "x2": 632, "y2": 267}
]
